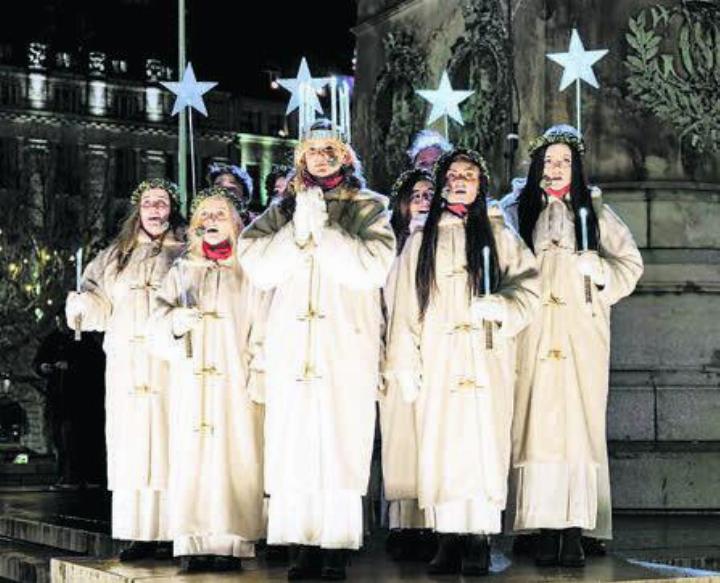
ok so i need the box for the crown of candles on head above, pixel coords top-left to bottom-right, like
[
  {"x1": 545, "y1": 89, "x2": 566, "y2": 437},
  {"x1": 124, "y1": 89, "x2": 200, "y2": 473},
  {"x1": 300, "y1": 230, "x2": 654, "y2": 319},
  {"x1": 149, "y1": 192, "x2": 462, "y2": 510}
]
[{"x1": 297, "y1": 77, "x2": 352, "y2": 144}]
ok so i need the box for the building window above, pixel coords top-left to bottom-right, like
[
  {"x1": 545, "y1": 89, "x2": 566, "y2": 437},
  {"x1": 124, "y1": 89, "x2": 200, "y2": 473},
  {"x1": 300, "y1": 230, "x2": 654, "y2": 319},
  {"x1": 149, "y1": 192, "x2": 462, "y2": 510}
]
[
  {"x1": 114, "y1": 148, "x2": 137, "y2": 198},
  {"x1": 52, "y1": 84, "x2": 83, "y2": 114},
  {"x1": 54, "y1": 143, "x2": 82, "y2": 196},
  {"x1": 111, "y1": 90, "x2": 142, "y2": 119},
  {"x1": 0, "y1": 78, "x2": 21, "y2": 107},
  {"x1": 0, "y1": 138, "x2": 19, "y2": 189}
]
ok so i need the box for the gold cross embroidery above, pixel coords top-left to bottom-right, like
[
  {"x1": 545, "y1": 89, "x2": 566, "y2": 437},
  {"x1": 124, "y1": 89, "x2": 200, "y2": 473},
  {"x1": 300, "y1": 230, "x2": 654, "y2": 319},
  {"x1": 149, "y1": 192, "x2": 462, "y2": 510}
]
[
  {"x1": 297, "y1": 308, "x2": 325, "y2": 321},
  {"x1": 130, "y1": 384, "x2": 157, "y2": 396},
  {"x1": 130, "y1": 282, "x2": 159, "y2": 292},
  {"x1": 296, "y1": 361, "x2": 322, "y2": 382},
  {"x1": 193, "y1": 422, "x2": 214, "y2": 435},
  {"x1": 194, "y1": 365, "x2": 223, "y2": 378},
  {"x1": 545, "y1": 349, "x2": 565, "y2": 360},
  {"x1": 545, "y1": 293, "x2": 566, "y2": 306},
  {"x1": 201, "y1": 311, "x2": 223, "y2": 320},
  {"x1": 455, "y1": 378, "x2": 484, "y2": 391}
]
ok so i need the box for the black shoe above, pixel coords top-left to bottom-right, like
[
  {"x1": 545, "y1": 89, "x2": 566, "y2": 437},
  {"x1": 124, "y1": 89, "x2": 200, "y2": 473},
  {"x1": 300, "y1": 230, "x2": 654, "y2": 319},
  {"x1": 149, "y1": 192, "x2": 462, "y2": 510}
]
[
  {"x1": 386, "y1": 529, "x2": 420, "y2": 561},
  {"x1": 321, "y1": 549, "x2": 348, "y2": 580},
  {"x1": 582, "y1": 536, "x2": 607, "y2": 556},
  {"x1": 417, "y1": 530, "x2": 439, "y2": 562},
  {"x1": 213, "y1": 555, "x2": 243, "y2": 571},
  {"x1": 535, "y1": 529, "x2": 561, "y2": 566},
  {"x1": 512, "y1": 533, "x2": 537, "y2": 555},
  {"x1": 560, "y1": 528, "x2": 585, "y2": 567},
  {"x1": 427, "y1": 533, "x2": 462, "y2": 575},
  {"x1": 179, "y1": 555, "x2": 214, "y2": 573},
  {"x1": 461, "y1": 535, "x2": 490, "y2": 577},
  {"x1": 266, "y1": 544, "x2": 289, "y2": 563},
  {"x1": 154, "y1": 541, "x2": 173, "y2": 560},
  {"x1": 287, "y1": 545, "x2": 322, "y2": 580},
  {"x1": 118, "y1": 541, "x2": 156, "y2": 562}
]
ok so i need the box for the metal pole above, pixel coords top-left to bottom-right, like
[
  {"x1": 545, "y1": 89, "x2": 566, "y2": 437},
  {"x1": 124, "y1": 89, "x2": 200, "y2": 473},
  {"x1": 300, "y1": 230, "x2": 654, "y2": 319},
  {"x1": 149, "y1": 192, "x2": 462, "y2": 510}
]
[
  {"x1": 178, "y1": 0, "x2": 188, "y2": 216},
  {"x1": 576, "y1": 78, "x2": 582, "y2": 136}
]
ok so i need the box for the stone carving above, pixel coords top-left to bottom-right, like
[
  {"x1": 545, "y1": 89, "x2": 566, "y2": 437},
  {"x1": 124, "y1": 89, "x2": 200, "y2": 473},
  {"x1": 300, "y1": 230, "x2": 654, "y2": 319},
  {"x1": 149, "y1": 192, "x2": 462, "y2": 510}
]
[
  {"x1": 369, "y1": 30, "x2": 428, "y2": 187},
  {"x1": 625, "y1": 1, "x2": 720, "y2": 155},
  {"x1": 447, "y1": 0, "x2": 513, "y2": 153}
]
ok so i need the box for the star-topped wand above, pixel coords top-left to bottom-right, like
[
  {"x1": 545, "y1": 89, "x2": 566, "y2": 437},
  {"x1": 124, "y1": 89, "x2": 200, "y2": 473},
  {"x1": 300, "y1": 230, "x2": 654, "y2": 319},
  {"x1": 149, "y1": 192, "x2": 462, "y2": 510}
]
[
  {"x1": 547, "y1": 28, "x2": 608, "y2": 135},
  {"x1": 161, "y1": 63, "x2": 217, "y2": 210},
  {"x1": 416, "y1": 70, "x2": 474, "y2": 141}
]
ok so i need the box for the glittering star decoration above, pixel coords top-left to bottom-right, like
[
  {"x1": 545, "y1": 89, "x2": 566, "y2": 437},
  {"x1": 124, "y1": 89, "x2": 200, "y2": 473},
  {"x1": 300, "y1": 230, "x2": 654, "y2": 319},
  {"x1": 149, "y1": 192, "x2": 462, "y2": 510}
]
[
  {"x1": 547, "y1": 29, "x2": 608, "y2": 91},
  {"x1": 160, "y1": 62, "x2": 218, "y2": 117},
  {"x1": 416, "y1": 70, "x2": 474, "y2": 126},
  {"x1": 277, "y1": 57, "x2": 328, "y2": 116}
]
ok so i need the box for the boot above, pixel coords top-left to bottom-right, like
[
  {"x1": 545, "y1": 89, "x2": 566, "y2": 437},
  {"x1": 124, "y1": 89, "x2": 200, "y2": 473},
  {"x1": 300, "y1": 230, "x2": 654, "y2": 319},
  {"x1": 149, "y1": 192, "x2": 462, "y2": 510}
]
[
  {"x1": 535, "y1": 529, "x2": 560, "y2": 566},
  {"x1": 321, "y1": 549, "x2": 348, "y2": 581},
  {"x1": 427, "y1": 533, "x2": 462, "y2": 575},
  {"x1": 560, "y1": 527, "x2": 585, "y2": 567},
  {"x1": 212, "y1": 555, "x2": 243, "y2": 571},
  {"x1": 118, "y1": 541, "x2": 156, "y2": 562},
  {"x1": 417, "y1": 529, "x2": 439, "y2": 562},
  {"x1": 582, "y1": 536, "x2": 607, "y2": 556},
  {"x1": 287, "y1": 545, "x2": 322, "y2": 580},
  {"x1": 385, "y1": 529, "x2": 405, "y2": 561},
  {"x1": 154, "y1": 541, "x2": 173, "y2": 560},
  {"x1": 461, "y1": 535, "x2": 490, "y2": 577},
  {"x1": 179, "y1": 555, "x2": 214, "y2": 573}
]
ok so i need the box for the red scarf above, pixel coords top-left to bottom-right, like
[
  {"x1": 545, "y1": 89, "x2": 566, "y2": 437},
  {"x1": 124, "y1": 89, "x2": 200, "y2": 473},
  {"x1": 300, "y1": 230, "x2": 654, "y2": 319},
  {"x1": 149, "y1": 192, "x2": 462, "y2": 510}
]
[
  {"x1": 444, "y1": 202, "x2": 469, "y2": 219},
  {"x1": 302, "y1": 170, "x2": 344, "y2": 192},
  {"x1": 545, "y1": 183, "x2": 571, "y2": 199},
  {"x1": 202, "y1": 239, "x2": 232, "y2": 261}
]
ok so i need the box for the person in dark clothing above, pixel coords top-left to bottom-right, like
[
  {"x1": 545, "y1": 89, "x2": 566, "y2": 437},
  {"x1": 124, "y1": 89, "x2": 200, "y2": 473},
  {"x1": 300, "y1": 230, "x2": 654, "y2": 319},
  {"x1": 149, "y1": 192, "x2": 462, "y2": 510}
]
[{"x1": 34, "y1": 315, "x2": 106, "y2": 488}]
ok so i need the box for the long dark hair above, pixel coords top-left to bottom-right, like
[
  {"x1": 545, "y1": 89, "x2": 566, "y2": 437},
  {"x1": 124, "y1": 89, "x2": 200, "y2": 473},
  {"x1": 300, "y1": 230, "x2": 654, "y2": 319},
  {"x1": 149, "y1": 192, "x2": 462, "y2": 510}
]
[
  {"x1": 113, "y1": 198, "x2": 185, "y2": 274},
  {"x1": 416, "y1": 151, "x2": 501, "y2": 320},
  {"x1": 518, "y1": 145, "x2": 600, "y2": 253},
  {"x1": 390, "y1": 168, "x2": 432, "y2": 255}
]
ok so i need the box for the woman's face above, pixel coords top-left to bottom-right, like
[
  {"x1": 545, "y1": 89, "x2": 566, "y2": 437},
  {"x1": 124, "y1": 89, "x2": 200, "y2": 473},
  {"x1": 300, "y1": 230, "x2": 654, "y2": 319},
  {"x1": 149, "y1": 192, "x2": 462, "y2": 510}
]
[
  {"x1": 139, "y1": 188, "x2": 171, "y2": 237},
  {"x1": 409, "y1": 180, "x2": 433, "y2": 218},
  {"x1": 543, "y1": 143, "x2": 573, "y2": 191},
  {"x1": 197, "y1": 198, "x2": 234, "y2": 246},
  {"x1": 303, "y1": 138, "x2": 347, "y2": 178},
  {"x1": 444, "y1": 160, "x2": 481, "y2": 204}
]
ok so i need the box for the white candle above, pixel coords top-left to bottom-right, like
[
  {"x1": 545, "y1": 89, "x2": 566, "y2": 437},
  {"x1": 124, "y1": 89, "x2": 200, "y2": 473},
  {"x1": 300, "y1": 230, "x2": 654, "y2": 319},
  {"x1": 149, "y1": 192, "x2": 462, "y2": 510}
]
[
  {"x1": 579, "y1": 207, "x2": 589, "y2": 251},
  {"x1": 330, "y1": 76, "x2": 338, "y2": 134},
  {"x1": 343, "y1": 81, "x2": 351, "y2": 144},
  {"x1": 75, "y1": 246, "x2": 83, "y2": 292},
  {"x1": 482, "y1": 246, "x2": 491, "y2": 296}
]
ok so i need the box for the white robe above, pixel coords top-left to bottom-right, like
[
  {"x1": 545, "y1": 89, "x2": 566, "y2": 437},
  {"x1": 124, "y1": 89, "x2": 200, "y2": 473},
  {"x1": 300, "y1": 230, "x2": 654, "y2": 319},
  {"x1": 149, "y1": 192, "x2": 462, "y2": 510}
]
[
  {"x1": 238, "y1": 186, "x2": 395, "y2": 549},
  {"x1": 501, "y1": 191, "x2": 643, "y2": 539},
  {"x1": 380, "y1": 255, "x2": 429, "y2": 530},
  {"x1": 71, "y1": 230, "x2": 183, "y2": 540},
  {"x1": 385, "y1": 208, "x2": 540, "y2": 534},
  {"x1": 150, "y1": 256, "x2": 266, "y2": 557}
]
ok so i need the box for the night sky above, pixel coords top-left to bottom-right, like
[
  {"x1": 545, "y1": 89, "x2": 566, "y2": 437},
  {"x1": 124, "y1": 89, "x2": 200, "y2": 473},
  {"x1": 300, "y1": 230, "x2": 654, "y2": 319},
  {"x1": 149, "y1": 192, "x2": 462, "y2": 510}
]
[{"x1": 0, "y1": 0, "x2": 357, "y2": 100}]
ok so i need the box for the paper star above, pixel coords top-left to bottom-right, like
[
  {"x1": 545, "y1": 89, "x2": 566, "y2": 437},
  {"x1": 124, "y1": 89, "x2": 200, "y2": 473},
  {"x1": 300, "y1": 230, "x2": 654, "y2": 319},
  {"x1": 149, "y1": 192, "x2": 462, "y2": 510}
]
[
  {"x1": 277, "y1": 58, "x2": 328, "y2": 116},
  {"x1": 416, "y1": 70, "x2": 474, "y2": 126},
  {"x1": 161, "y1": 63, "x2": 217, "y2": 117},
  {"x1": 547, "y1": 29, "x2": 608, "y2": 91}
]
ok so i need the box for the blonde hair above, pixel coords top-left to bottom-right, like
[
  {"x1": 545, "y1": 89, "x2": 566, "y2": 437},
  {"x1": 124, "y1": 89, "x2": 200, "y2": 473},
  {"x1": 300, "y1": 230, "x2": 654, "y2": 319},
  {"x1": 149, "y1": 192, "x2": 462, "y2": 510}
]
[
  {"x1": 187, "y1": 195, "x2": 243, "y2": 260},
  {"x1": 289, "y1": 138, "x2": 365, "y2": 194}
]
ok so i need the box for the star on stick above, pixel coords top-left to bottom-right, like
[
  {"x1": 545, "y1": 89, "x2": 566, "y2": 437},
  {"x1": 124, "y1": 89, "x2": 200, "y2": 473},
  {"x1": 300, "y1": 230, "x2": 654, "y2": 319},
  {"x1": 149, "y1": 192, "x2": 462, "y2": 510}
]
[
  {"x1": 160, "y1": 62, "x2": 217, "y2": 116},
  {"x1": 277, "y1": 57, "x2": 328, "y2": 116},
  {"x1": 416, "y1": 70, "x2": 474, "y2": 126},
  {"x1": 547, "y1": 28, "x2": 608, "y2": 91}
]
